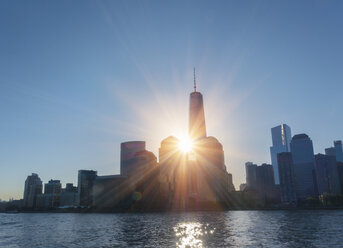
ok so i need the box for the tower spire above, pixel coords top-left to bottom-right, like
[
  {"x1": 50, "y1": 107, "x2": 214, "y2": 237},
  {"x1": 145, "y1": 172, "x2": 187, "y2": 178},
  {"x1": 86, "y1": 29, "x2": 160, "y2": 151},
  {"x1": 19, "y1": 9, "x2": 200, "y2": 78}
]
[{"x1": 193, "y1": 67, "x2": 197, "y2": 92}]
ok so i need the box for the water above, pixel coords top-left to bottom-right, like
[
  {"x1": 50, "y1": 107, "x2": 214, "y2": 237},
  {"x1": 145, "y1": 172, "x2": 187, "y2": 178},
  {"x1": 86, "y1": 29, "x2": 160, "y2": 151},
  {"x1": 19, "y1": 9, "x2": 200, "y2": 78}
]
[{"x1": 1, "y1": 210, "x2": 343, "y2": 247}]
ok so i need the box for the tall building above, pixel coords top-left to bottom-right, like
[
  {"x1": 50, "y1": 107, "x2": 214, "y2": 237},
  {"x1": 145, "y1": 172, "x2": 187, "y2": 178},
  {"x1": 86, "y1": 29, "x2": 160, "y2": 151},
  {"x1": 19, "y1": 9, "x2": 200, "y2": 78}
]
[
  {"x1": 120, "y1": 141, "x2": 146, "y2": 177},
  {"x1": 245, "y1": 162, "x2": 257, "y2": 190},
  {"x1": 188, "y1": 71, "x2": 206, "y2": 141},
  {"x1": 277, "y1": 152, "x2": 297, "y2": 204},
  {"x1": 23, "y1": 173, "x2": 42, "y2": 208},
  {"x1": 325, "y1": 140, "x2": 343, "y2": 163},
  {"x1": 78, "y1": 170, "x2": 97, "y2": 207},
  {"x1": 244, "y1": 162, "x2": 276, "y2": 204},
  {"x1": 270, "y1": 124, "x2": 292, "y2": 184},
  {"x1": 325, "y1": 147, "x2": 336, "y2": 157},
  {"x1": 314, "y1": 154, "x2": 341, "y2": 195},
  {"x1": 255, "y1": 163, "x2": 276, "y2": 199},
  {"x1": 290, "y1": 134, "x2": 316, "y2": 200},
  {"x1": 337, "y1": 162, "x2": 343, "y2": 194},
  {"x1": 157, "y1": 75, "x2": 233, "y2": 209},
  {"x1": 158, "y1": 136, "x2": 188, "y2": 209},
  {"x1": 60, "y1": 183, "x2": 78, "y2": 207},
  {"x1": 334, "y1": 140, "x2": 343, "y2": 162},
  {"x1": 44, "y1": 179, "x2": 62, "y2": 208},
  {"x1": 195, "y1": 137, "x2": 231, "y2": 203},
  {"x1": 93, "y1": 175, "x2": 128, "y2": 209}
]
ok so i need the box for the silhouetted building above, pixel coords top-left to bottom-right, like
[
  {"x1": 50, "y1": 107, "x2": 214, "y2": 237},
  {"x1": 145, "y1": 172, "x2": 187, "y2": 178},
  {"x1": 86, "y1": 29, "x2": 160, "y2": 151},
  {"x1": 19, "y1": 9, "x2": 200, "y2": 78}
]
[
  {"x1": 334, "y1": 140, "x2": 343, "y2": 163},
  {"x1": 256, "y1": 163, "x2": 276, "y2": 202},
  {"x1": 245, "y1": 162, "x2": 257, "y2": 190},
  {"x1": 337, "y1": 162, "x2": 343, "y2": 194},
  {"x1": 78, "y1": 170, "x2": 97, "y2": 207},
  {"x1": 189, "y1": 79, "x2": 206, "y2": 141},
  {"x1": 277, "y1": 152, "x2": 297, "y2": 204},
  {"x1": 239, "y1": 183, "x2": 247, "y2": 191},
  {"x1": 314, "y1": 154, "x2": 341, "y2": 195},
  {"x1": 290, "y1": 134, "x2": 316, "y2": 200},
  {"x1": 120, "y1": 141, "x2": 146, "y2": 176},
  {"x1": 270, "y1": 124, "x2": 292, "y2": 184},
  {"x1": 93, "y1": 175, "x2": 128, "y2": 209},
  {"x1": 45, "y1": 179, "x2": 62, "y2": 208},
  {"x1": 244, "y1": 162, "x2": 277, "y2": 205},
  {"x1": 158, "y1": 136, "x2": 187, "y2": 209},
  {"x1": 195, "y1": 137, "x2": 232, "y2": 203},
  {"x1": 36, "y1": 179, "x2": 62, "y2": 209},
  {"x1": 60, "y1": 183, "x2": 78, "y2": 207},
  {"x1": 23, "y1": 173, "x2": 42, "y2": 208},
  {"x1": 325, "y1": 140, "x2": 343, "y2": 163},
  {"x1": 228, "y1": 173, "x2": 235, "y2": 192},
  {"x1": 325, "y1": 147, "x2": 336, "y2": 157}
]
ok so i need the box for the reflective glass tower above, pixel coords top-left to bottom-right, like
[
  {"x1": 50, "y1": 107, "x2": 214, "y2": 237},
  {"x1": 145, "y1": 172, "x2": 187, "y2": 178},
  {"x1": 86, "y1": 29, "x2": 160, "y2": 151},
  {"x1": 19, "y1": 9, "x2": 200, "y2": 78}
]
[
  {"x1": 270, "y1": 124, "x2": 292, "y2": 184},
  {"x1": 188, "y1": 70, "x2": 206, "y2": 141}
]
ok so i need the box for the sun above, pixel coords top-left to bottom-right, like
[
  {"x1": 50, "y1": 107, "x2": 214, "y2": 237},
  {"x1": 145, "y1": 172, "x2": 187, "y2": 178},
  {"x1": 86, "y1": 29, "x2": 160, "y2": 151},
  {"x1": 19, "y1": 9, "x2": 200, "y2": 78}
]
[{"x1": 178, "y1": 136, "x2": 193, "y2": 153}]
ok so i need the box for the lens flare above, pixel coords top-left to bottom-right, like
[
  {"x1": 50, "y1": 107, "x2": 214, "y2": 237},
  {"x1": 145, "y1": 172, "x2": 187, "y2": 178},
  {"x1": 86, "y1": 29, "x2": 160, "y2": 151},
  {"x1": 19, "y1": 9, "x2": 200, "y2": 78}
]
[{"x1": 178, "y1": 136, "x2": 193, "y2": 153}]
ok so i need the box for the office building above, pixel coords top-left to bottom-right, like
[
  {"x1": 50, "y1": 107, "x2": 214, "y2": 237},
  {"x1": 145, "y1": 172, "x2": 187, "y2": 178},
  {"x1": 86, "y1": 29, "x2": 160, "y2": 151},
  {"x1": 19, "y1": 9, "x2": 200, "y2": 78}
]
[
  {"x1": 78, "y1": 170, "x2": 97, "y2": 207},
  {"x1": 188, "y1": 73, "x2": 206, "y2": 141},
  {"x1": 277, "y1": 152, "x2": 297, "y2": 204},
  {"x1": 23, "y1": 173, "x2": 42, "y2": 208},
  {"x1": 290, "y1": 134, "x2": 316, "y2": 200},
  {"x1": 337, "y1": 162, "x2": 343, "y2": 194},
  {"x1": 325, "y1": 147, "x2": 336, "y2": 157},
  {"x1": 245, "y1": 162, "x2": 257, "y2": 190},
  {"x1": 256, "y1": 163, "x2": 275, "y2": 198},
  {"x1": 44, "y1": 179, "x2": 62, "y2": 208},
  {"x1": 270, "y1": 124, "x2": 292, "y2": 184},
  {"x1": 334, "y1": 140, "x2": 343, "y2": 163},
  {"x1": 93, "y1": 175, "x2": 128, "y2": 209},
  {"x1": 60, "y1": 183, "x2": 78, "y2": 207},
  {"x1": 120, "y1": 141, "x2": 146, "y2": 177},
  {"x1": 325, "y1": 140, "x2": 343, "y2": 163},
  {"x1": 314, "y1": 154, "x2": 341, "y2": 195}
]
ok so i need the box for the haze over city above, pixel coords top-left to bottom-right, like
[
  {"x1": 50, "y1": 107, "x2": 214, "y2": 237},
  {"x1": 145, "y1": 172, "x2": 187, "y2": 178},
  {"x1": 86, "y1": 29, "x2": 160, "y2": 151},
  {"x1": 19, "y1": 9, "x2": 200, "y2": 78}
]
[{"x1": 1, "y1": 0, "x2": 343, "y2": 201}]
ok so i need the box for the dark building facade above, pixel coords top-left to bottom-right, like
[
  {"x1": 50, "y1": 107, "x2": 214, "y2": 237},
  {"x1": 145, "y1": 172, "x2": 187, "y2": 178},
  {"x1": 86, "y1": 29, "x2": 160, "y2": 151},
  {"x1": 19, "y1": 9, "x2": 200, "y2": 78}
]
[
  {"x1": 23, "y1": 173, "x2": 42, "y2": 208},
  {"x1": 270, "y1": 124, "x2": 292, "y2": 185},
  {"x1": 60, "y1": 183, "x2": 78, "y2": 207},
  {"x1": 188, "y1": 83, "x2": 207, "y2": 141},
  {"x1": 277, "y1": 152, "x2": 297, "y2": 204},
  {"x1": 314, "y1": 154, "x2": 341, "y2": 195},
  {"x1": 120, "y1": 141, "x2": 146, "y2": 177},
  {"x1": 78, "y1": 170, "x2": 97, "y2": 207},
  {"x1": 290, "y1": 134, "x2": 316, "y2": 200}
]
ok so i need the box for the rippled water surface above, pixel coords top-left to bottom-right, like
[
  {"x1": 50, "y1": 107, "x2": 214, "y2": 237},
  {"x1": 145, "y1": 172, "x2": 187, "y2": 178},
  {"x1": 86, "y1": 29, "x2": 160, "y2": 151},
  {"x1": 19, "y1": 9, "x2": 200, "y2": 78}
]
[{"x1": 1, "y1": 210, "x2": 343, "y2": 247}]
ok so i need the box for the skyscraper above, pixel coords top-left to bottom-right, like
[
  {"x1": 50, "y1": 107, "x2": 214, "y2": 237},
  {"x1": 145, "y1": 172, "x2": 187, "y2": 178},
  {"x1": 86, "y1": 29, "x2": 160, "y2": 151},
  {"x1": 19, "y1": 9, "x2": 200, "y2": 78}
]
[
  {"x1": 78, "y1": 170, "x2": 97, "y2": 207},
  {"x1": 120, "y1": 141, "x2": 146, "y2": 176},
  {"x1": 334, "y1": 140, "x2": 343, "y2": 163},
  {"x1": 325, "y1": 140, "x2": 343, "y2": 163},
  {"x1": 245, "y1": 162, "x2": 257, "y2": 190},
  {"x1": 23, "y1": 173, "x2": 42, "y2": 208},
  {"x1": 290, "y1": 134, "x2": 316, "y2": 200},
  {"x1": 270, "y1": 124, "x2": 292, "y2": 184},
  {"x1": 314, "y1": 154, "x2": 341, "y2": 195},
  {"x1": 188, "y1": 71, "x2": 206, "y2": 141},
  {"x1": 44, "y1": 179, "x2": 62, "y2": 208},
  {"x1": 277, "y1": 152, "x2": 297, "y2": 204}
]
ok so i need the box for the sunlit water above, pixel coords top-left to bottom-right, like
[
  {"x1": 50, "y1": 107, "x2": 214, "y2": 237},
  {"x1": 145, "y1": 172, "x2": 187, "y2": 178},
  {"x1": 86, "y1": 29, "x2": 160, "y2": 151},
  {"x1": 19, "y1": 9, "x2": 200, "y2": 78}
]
[{"x1": 1, "y1": 210, "x2": 343, "y2": 247}]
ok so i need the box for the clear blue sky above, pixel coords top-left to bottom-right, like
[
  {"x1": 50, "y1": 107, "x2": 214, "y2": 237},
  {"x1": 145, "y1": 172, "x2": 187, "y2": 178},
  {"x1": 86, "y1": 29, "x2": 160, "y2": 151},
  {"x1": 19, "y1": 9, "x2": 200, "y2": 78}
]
[{"x1": 1, "y1": 0, "x2": 342, "y2": 200}]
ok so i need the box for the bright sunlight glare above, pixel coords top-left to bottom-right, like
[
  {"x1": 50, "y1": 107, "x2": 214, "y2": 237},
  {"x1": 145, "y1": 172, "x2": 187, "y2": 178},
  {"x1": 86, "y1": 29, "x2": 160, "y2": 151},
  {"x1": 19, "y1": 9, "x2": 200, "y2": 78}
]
[{"x1": 178, "y1": 136, "x2": 193, "y2": 153}]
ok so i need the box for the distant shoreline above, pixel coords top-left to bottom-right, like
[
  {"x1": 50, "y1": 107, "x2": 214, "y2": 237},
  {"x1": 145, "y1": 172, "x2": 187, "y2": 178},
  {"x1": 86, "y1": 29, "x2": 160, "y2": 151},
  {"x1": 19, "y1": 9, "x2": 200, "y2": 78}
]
[{"x1": 3, "y1": 206, "x2": 343, "y2": 214}]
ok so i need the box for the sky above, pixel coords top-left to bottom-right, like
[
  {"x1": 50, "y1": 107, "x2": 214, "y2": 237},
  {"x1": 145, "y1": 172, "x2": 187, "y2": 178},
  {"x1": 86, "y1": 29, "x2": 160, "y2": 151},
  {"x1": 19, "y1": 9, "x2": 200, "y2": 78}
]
[{"x1": 0, "y1": 0, "x2": 342, "y2": 200}]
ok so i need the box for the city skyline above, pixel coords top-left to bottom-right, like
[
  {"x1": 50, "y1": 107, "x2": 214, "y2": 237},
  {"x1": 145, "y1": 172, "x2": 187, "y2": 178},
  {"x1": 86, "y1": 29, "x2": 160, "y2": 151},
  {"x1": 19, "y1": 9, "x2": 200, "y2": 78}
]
[{"x1": 1, "y1": 1, "x2": 343, "y2": 201}]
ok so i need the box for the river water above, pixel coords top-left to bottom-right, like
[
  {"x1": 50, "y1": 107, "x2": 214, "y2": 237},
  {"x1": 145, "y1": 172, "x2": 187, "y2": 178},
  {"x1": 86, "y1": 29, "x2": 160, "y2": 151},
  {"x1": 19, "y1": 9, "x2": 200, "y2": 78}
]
[{"x1": 1, "y1": 210, "x2": 343, "y2": 247}]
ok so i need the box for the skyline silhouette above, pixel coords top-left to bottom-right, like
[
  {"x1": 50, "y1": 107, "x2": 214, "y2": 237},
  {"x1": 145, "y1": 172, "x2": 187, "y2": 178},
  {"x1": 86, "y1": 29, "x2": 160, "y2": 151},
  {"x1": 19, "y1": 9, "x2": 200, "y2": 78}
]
[{"x1": 1, "y1": 1, "x2": 343, "y2": 201}]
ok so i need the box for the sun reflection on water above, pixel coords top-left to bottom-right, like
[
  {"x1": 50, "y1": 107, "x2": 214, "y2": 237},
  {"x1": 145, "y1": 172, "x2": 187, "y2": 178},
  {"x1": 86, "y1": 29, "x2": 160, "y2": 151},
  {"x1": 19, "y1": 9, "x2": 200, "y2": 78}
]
[{"x1": 173, "y1": 222, "x2": 215, "y2": 248}]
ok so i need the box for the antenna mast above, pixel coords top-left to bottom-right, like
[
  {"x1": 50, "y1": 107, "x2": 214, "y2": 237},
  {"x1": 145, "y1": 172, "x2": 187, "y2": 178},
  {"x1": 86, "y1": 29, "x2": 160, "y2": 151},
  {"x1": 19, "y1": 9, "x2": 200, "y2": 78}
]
[{"x1": 193, "y1": 67, "x2": 197, "y2": 92}]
